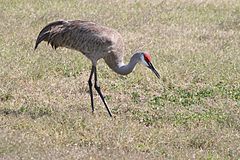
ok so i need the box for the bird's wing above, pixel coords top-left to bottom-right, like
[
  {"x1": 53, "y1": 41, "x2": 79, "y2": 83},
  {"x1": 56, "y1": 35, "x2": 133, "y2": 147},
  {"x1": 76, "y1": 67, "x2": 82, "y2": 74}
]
[{"x1": 35, "y1": 20, "x2": 113, "y2": 52}]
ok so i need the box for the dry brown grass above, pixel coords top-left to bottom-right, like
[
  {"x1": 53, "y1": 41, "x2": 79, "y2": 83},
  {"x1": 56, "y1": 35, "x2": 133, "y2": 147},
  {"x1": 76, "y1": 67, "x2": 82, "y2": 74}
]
[{"x1": 0, "y1": 0, "x2": 240, "y2": 159}]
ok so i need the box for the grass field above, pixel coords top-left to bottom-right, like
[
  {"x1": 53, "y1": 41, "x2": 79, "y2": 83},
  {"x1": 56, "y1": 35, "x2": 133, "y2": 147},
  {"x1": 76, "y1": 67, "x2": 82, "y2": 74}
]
[{"x1": 0, "y1": 0, "x2": 240, "y2": 159}]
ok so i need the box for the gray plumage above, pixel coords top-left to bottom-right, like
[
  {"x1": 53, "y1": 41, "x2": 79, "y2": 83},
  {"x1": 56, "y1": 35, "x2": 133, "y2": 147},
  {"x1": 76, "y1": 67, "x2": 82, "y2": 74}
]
[
  {"x1": 35, "y1": 20, "x2": 160, "y2": 116},
  {"x1": 35, "y1": 20, "x2": 127, "y2": 74}
]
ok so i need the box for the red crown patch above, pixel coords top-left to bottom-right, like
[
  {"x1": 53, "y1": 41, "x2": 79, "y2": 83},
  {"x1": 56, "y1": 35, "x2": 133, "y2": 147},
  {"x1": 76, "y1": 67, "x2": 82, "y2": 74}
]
[{"x1": 144, "y1": 53, "x2": 151, "y2": 62}]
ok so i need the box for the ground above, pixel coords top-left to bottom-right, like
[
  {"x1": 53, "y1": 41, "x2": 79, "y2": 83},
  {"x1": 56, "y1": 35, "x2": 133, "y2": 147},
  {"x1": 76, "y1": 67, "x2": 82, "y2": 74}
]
[{"x1": 0, "y1": 0, "x2": 240, "y2": 159}]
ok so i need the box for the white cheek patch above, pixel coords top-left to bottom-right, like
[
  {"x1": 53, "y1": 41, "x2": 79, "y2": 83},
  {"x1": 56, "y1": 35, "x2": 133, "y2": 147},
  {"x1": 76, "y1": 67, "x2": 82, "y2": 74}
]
[{"x1": 140, "y1": 54, "x2": 149, "y2": 67}]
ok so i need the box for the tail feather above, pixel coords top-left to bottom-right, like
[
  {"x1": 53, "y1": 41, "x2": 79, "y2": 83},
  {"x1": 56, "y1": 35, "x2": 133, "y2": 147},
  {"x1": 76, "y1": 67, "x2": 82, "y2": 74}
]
[{"x1": 34, "y1": 20, "x2": 66, "y2": 50}]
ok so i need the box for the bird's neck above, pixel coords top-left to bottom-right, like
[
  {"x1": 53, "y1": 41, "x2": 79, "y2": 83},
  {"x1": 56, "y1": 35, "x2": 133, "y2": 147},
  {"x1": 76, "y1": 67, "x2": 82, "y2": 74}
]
[{"x1": 113, "y1": 53, "x2": 141, "y2": 75}]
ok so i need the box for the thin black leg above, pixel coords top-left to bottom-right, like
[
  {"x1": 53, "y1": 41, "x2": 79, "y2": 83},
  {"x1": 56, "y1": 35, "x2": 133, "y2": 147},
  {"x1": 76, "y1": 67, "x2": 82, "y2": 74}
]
[
  {"x1": 93, "y1": 66, "x2": 112, "y2": 117},
  {"x1": 88, "y1": 66, "x2": 95, "y2": 113}
]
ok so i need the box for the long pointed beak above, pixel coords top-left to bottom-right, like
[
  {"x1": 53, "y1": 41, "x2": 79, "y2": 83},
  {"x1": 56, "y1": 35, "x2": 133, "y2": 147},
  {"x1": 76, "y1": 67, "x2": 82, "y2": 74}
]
[{"x1": 147, "y1": 62, "x2": 160, "y2": 79}]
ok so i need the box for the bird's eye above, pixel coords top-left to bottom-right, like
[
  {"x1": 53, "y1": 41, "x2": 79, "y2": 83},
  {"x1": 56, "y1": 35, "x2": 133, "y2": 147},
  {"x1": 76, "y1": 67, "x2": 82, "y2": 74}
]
[{"x1": 143, "y1": 53, "x2": 151, "y2": 63}]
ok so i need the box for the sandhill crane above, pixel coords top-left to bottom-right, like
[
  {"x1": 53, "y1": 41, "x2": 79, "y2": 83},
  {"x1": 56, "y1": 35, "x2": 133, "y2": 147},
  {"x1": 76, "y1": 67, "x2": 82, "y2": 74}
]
[{"x1": 35, "y1": 20, "x2": 160, "y2": 117}]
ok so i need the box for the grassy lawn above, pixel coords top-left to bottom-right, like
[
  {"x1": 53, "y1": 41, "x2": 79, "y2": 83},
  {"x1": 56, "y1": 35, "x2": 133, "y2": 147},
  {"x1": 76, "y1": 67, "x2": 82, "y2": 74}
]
[{"x1": 0, "y1": 0, "x2": 239, "y2": 159}]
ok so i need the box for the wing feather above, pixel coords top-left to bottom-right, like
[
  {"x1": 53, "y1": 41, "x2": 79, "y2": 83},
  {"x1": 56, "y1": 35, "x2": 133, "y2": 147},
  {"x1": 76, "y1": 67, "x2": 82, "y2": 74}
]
[{"x1": 34, "y1": 20, "x2": 114, "y2": 53}]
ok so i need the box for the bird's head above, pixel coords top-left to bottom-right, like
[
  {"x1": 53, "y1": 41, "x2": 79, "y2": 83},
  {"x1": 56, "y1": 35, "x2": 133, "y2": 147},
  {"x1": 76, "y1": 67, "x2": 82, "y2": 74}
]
[{"x1": 139, "y1": 52, "x2": 160, "y2": 79}]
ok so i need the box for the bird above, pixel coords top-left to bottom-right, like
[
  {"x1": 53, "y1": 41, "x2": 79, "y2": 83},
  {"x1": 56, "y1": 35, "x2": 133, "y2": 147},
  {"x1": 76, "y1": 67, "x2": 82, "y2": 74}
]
[{"x1": 34, "y1": 20, "x2": 160, "y2": 117}]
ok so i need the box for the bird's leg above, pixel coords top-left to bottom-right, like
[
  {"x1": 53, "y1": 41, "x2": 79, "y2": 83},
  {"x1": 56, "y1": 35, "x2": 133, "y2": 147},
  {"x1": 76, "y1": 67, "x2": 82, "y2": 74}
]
[
  {"x1": 88, "y1": 66, "x2": 95, "y2": 114},
  {"x1": 93, "y1": 66, "x2": 112, "y2": 117}
]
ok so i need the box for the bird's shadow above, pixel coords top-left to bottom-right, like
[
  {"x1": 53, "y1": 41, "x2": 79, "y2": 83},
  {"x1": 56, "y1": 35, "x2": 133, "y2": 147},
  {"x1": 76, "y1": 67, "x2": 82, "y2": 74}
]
[{"x1": 0, "y1": 107, "x2": 51, "y2": 120}]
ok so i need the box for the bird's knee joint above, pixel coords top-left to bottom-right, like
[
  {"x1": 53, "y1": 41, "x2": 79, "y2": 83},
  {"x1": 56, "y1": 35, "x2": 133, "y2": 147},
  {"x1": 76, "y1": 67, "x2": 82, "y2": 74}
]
[
  {"x1": 94, "y1": 85, "x2": 100, "y2": 90},
  {"x1": 88, "y1": 80, "x2": 93, "y2": 87}
]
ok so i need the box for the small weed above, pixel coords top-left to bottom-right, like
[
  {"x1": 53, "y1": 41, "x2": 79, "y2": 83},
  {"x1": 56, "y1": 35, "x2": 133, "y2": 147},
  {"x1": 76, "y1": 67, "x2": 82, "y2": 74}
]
[
  {"x1": 18, "y1": 106, "x2": 29, "y2": 113},
  {"x1": 0, "y1": 93, "x2": 13, "y2": 102},
  {"x1": 131, "y1": 92, "x2": 140, "y2": 104},
  {"x1": 136, "y1": 142, "x2": 150, "y2": 153},
  {"x1": 104, "y1": 95, "x2": 112, "y2": 101},
  {"x1": 149, "y1": 96, "x2": 165, "y2": 107}
]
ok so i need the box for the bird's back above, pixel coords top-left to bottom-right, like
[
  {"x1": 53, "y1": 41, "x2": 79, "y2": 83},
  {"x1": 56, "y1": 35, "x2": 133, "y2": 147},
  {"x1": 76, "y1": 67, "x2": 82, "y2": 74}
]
[{"x1": 35, "y1": 20, "x2": 124, "y2": 65}]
